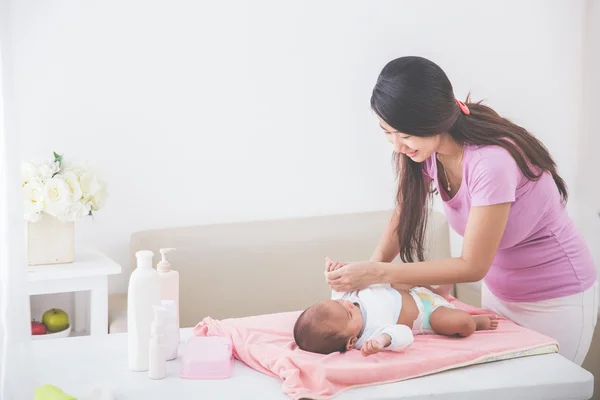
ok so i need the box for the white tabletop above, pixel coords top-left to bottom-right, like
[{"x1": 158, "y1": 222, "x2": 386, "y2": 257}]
[
  {"x1": 32, "y1": 328, "x2": 594, "y2": 400},
  {"x1": 26, "y1": 248, "x2": 121, "y2": 282}
]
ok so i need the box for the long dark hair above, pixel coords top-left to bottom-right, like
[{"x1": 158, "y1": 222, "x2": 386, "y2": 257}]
[{"x1": 370, "y1": 56, "x2": 567, "y2": 263}]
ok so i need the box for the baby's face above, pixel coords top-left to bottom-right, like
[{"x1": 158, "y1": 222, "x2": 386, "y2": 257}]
[{"x1": 320, "y1": 299, "x2": 363, "y2": 339}]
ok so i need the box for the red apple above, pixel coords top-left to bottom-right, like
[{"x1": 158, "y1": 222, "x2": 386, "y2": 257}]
[{"x1": 31, "y1": 319, "x2": 46, "y2": 335}]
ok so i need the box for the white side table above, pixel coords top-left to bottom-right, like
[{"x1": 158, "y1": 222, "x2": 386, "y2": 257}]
[{"x1": 27, "y1": 248, "x2": 122, "y2": 336}]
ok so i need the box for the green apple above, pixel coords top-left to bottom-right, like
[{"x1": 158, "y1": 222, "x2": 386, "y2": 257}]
[
  {"x1": 34, "y1": 384, "x2": 76, "y2": 400},
  {"x1": 42, "y1": 308, "x2": 69, "y2": 333}
]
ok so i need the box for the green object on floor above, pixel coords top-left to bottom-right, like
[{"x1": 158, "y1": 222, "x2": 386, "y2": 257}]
[{"x1": 34, "y1": 384, "x2": 77, "y2": 400}]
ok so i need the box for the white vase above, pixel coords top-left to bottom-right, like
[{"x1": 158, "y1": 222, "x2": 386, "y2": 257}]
[{"x1": 26, "y1": 213, "x2": 74, "y2": 266}]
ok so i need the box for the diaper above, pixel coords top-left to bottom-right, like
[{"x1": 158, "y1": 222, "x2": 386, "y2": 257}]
[{"x1": 409, "y1": 287, "x2": 454, "y2": 334}]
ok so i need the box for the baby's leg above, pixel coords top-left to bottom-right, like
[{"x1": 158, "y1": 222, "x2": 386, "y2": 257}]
[{"x1": 429, "y1": 307, "x2": 498, "y2": 337}]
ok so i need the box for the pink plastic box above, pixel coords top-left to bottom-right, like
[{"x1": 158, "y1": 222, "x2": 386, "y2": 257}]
[{"x1": 180, "y1": 336, "x2": 234, "y2": 379}]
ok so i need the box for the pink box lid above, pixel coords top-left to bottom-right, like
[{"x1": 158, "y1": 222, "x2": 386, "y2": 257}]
[{"x1": 180, "y1": 336, "x2": 234, "y2": 379}]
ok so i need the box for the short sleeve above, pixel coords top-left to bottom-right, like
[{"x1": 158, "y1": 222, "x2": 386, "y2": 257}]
[
  {"x1": 469, "y1": 147, "x2": 522, "y2": 207},
  {"x1": 355, "y1": 324, "x2": 414, "y2": 352}
]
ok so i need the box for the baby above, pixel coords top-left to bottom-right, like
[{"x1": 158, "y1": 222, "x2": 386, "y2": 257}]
[{"x1": 293, "y1": 260, "x2": 498, "y2": 356}]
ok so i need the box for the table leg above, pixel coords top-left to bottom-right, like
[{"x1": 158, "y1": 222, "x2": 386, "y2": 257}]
[{"x1": 90, "y1": 276, "x2": 108, "y2": 336}]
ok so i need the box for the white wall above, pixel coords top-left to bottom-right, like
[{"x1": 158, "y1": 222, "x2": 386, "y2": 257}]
[
  {"x1": 4, "y1": 1, "x2": 594, "y2": 324},
  {"x1": 577, "y1": 0, "x2": 600, "y2": 270}
]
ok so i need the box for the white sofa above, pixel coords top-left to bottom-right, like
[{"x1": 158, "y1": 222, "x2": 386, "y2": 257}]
[
  {"x1": 107, "y1": 209, "x2": 599, "y2": 398},
  {"x1": 109, "y1": 211, "x2": 450, "y2": 333},
  {"x1": 108, "y1": 209, "x2": 450, "y2": 330}
]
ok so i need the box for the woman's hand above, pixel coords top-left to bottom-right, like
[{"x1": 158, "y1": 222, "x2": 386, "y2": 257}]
[
  {"x1": 324, "y1": 257, "x2": 346, "y2": 272},
  {"x1": 324, "y1": 261, "x2": 382, "y2": 292}
]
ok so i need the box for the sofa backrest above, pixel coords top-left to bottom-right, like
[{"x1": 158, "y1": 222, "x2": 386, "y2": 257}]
[{"x1": 129, "y1": 209, "x2": 450, "y2": 328}]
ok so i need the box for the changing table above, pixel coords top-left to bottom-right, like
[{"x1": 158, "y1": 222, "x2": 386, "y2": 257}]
[{"x1": 32, "y1": 328, "x2": 594, "y2": 399}]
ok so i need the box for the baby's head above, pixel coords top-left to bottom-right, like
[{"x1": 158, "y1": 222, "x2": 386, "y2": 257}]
[{"x1": 293, "y1": 299, "x2": 363, "y2": 354}]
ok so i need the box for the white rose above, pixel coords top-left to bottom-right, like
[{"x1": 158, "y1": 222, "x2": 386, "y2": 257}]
[
  {"x1": 61, "y1": 172, "x2": 83, "y2": 203},
  {"x1": 63, "y1": 201, "x2": 91, "y2": 222},
  {"x1": 22, "y1": 179, "x2": 44, "y2": 222},
  {"x1": 21, "y1": 161, "x2": 41, "y2": 186},
  {"x1": 62, "y1": 160, "x2": 89, "y2": 178},
  {"x1": 38, "y1": 160, "x2": 60, "y2": 181},
  {"x1": 43, "y1": 177, "x2": 72, "y2": 218},
  {"x1": 79, "y1": 172, "x2": 100, "y2": 195},
  {"x1": 90, "y1": 181, "x2": 108, "y2": 210},
  {"x1": 80, "y1": 173, "x2": 108, "y2": 210}
]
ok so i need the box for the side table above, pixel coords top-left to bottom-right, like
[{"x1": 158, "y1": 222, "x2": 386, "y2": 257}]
[{"x1": 26, "y1": 248, "x2": 122, "y2": 336}]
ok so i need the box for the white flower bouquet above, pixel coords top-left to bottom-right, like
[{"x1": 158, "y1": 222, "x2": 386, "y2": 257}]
[{"x1": 21, "y1": 152, "x2": 108, "y2": 223}]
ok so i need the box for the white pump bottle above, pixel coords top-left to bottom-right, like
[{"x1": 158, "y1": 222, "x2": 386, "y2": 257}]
[
  {"x1": 148, "y1": 305, "x2": 167, "y2": 380},
  {"x1": 157, "y1": 248, "x2": 180, "y2": 331}
]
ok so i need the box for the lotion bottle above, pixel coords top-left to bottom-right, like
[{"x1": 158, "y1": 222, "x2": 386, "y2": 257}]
[
  {"x1": 148, "y1": 305, "x2": 167, "y2": 380},
  {"x1": 157, "y1": 248, "x2": 180, "y2": 331},
  {"x1": 161, "y1": 299, "x2": 179, "y2": 360},
  {"x1": 127, "y1": 250, "x2": 161, "y2": 372}
]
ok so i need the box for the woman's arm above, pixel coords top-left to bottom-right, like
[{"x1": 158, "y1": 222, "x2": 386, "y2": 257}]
[
  {"x1": 369, "y1": 208, "x2": 400, "y2": 263},
  {"x1": 369, "y1": 208, "x2": 452, "y2": 297},
  {"x1": 326, "y1": 203, "x2": 511, "y2": 291},
  {"x1": 378, "y1": 203, "x2": 511, "y2": 285}
]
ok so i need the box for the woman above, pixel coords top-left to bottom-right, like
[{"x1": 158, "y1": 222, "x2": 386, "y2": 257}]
[{"x1": 325, "y1": 56, "x2": 598, "y2": 365}]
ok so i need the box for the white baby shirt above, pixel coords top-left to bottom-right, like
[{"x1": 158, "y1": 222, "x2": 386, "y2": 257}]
[{"x1": 331, "y1": 284, "x2": 414, "y2": 352}]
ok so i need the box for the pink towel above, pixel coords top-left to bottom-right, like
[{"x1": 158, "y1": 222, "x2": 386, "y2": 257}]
[{"x1": 192, "y1": 299, "x2": 558, "y2": 399}]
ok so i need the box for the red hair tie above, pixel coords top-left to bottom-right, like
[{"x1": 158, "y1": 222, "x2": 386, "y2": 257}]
[{"x1": 456, "y1": 99, "x2": 470, "y2": 115}]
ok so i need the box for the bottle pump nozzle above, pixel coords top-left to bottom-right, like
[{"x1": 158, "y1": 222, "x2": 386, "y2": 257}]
[{"x1": 157, "y1": 248, "x2": 176, "y2": 273}]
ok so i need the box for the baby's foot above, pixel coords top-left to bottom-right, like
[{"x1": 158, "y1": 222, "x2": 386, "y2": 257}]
[{"x1": 473, "y1": 314, "x2": 499, "y2": 331}]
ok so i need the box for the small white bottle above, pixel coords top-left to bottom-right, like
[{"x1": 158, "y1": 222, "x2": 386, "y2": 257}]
[
  {"x1": 127, "y1": 250, "x2": 161, "y2": 372},
  {"x1": 157, "y1": 248, "x2": 180, "y2": 331},
  {"x1": 148, "y1": 305, "x2": 167, "y2": 380},
  {"x1": 161, "y1": 300, "x2": 180, "y2": 361}
]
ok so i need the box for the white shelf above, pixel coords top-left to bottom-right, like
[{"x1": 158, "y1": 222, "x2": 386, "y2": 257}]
[
  {"x1": 26, "y1": 247, "x2": 122, "y2": 337},
  {"x1": 26, "y1": 247, "x2": 121, "y2": 282}
]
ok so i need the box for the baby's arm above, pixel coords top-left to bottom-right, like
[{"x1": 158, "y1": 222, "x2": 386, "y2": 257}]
[{"x1": 359, "y1": 324, "x2": 414, "y2": 356}]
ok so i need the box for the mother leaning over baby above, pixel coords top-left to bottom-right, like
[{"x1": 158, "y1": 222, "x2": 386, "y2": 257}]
[{"x1": 325, "y1": 56, "x2": 598, "y2": 366}]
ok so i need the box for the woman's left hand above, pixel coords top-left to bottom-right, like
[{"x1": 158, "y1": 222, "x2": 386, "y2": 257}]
[{"x1": 325, "y1": 261, "x2": 381, "y2": 292}]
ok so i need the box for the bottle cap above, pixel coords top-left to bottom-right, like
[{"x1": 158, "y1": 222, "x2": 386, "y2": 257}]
[
  {"x1": 157, "y1": 248, "x2": 176, "y2": 273},
  {"x1": 151, "y1": 305, "x2": 167, "y2": 336},
  {"x1": 135, "y1": 250, "x2": 154, "y2": 269}
]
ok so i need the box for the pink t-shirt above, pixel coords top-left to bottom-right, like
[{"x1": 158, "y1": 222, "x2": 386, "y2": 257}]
[{"x1": 424, "y1": 144, "x2": 597, "y2": 302}]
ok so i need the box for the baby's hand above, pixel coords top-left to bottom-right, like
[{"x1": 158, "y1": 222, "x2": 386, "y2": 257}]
[
  {"x1": 360, "y1": 334, "x2": 391, "y2": 357},
  {"x1": 325, "y1": 257, "x2": 346, "y2": 272}
]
